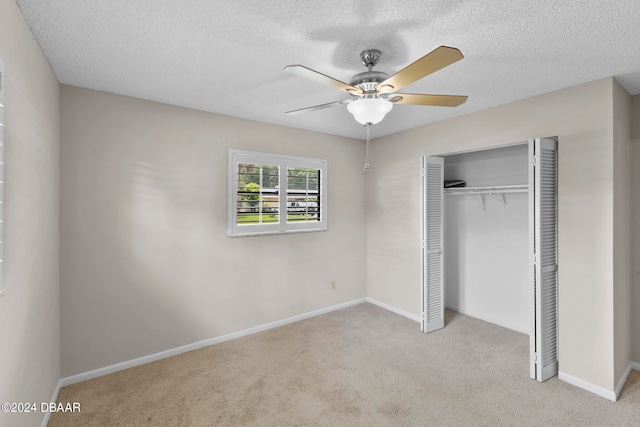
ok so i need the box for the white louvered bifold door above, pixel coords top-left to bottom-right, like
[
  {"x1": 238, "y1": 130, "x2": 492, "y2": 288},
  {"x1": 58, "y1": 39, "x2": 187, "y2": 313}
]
[
  {"x1": 421, "y1": 156, "x2": 444, "y2": 333},
  {"x1": 528, "y1": 138, "x2": 559, "y2": 382}
]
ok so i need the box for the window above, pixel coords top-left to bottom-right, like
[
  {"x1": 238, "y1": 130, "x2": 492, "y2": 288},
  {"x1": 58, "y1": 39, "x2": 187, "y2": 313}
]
[{"x1": 228, "y1": 149, "x2": 327, "y2": 236}]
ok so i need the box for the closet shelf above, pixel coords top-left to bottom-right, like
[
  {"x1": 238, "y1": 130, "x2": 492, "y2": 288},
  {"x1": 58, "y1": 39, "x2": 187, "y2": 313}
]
[
  {"x1": 444, "y1": 185, "x2": 528, "y2": 210},
  {"x1": 444, "y1": 184, "x2": 528, "y2": 195}
]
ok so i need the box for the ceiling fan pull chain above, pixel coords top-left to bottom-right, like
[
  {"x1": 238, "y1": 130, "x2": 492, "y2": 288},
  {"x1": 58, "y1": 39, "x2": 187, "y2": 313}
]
[{"x1": 363, "y1": 123, "x2": 371, "y2": 174}]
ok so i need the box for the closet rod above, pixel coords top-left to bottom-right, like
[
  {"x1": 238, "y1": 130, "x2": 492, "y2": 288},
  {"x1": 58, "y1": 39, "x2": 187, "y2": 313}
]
[
  {"x1": 444, "y1": 185, "x2": 528, "y2": 210},
  {"x1": 444, "y1": 184, "x2": 529, "y2": 196}
]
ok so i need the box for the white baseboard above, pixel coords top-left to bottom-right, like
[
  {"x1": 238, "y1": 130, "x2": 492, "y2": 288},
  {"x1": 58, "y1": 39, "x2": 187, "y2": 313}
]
[
  {"x1": 558, "y1": 371, "x2": 617, "y2": 401},
  {"x1": 58, "y1": 298, "x2": 366, "y2": 388},
  {"x1": 631, "y1": 361, "x2": 640, "y2": 371},
  {"x1": 614, "y1": 363, "x2": 633, "y2": 400},
  {"x1": 41, "y1": 381, "x2": 62, "y2": 427},
  {"x1": 366, "y1": 297, "x2": 421, "y2": 323}
]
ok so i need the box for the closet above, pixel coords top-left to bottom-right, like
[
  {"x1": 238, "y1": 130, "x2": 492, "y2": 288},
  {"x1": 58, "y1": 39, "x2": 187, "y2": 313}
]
[
  {"x1": 421, "y1": 137, "x2": 558, "y2": 382},
  {"x1": 445, "y1": 144, "x2": 529, "y2": 334}
]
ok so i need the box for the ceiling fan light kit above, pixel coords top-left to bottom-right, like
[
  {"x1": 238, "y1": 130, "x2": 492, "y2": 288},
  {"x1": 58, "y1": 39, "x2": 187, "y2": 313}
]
[
  {"x1": 347, "y1": 97, "x2": 393, "y2": 125},
  {"x1": 284, "y1": 45, "x2": 467, "y2": 126}
]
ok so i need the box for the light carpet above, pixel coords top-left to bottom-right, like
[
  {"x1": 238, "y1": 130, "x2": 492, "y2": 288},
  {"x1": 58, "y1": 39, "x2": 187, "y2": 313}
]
[{"x1": 49, "y1": 303, "x2": 640, "y2": 426}]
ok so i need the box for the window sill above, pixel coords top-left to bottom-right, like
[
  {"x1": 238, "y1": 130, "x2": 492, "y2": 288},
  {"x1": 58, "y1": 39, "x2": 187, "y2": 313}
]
[{"x1": 227, "y1": 227, "x2": 328, "y2": 238}]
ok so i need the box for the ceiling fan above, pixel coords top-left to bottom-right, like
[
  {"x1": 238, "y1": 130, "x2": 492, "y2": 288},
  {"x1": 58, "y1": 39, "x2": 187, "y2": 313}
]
[{"x1": 284, "y1": 46, "x2": 468, "y2": 126}]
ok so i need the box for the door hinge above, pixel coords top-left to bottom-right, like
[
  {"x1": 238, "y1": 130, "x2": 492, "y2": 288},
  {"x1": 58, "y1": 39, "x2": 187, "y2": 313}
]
[
  {"x1": 532, "y1": 155, "x2": 538, "y2": 165},
  {"x1": 531, "y1": 353, "x2": 538, "y2": 362}
]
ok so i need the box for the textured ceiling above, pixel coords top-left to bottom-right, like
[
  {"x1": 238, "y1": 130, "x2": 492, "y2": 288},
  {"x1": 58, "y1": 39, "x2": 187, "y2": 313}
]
[{"x1": 15, "y1": 0, "x2": 640, "y2": 140}]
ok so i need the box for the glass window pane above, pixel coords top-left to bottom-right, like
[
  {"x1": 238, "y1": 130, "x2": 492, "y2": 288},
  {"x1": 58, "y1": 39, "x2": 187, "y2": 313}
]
[
  {"x1": 237, "y1": 163, "x2": 279, "y2": 225},
  {"x1": 287, "y1": 167, "x2": 320, "y2": 223}
]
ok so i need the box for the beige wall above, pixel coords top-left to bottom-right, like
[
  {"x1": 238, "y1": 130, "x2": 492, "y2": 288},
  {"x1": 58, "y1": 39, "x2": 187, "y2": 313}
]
[
  {"x1": 0, "y1": 0, "x2": 61, "y2": 426},
  {"x1": 366, "y1": 78, "x2": 623, "y2": 392},
  {"x1": 631, "y1": 95, "x2": 640, "y2": 364},
  {"x1": 60, "y1": 86, "x2": 366, "y2": 376},
  {"x1": 612, "y1": 79, "x2": 631, "y2": 386}
]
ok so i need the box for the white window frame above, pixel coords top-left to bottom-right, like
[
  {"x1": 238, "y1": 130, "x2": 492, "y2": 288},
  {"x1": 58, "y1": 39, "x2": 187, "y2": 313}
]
[{"x1": 227, "y1": 149, "x2": 328, "y2": 237}]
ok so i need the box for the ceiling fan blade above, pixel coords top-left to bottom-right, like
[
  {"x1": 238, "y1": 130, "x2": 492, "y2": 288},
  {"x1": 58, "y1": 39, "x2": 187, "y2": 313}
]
[
  {"x1": 285, "y1": 99, "x2": 352, "y2": 115},
  {"x1": 377, "y1": 46, "x2": 464, "y2": 94},
  {"x1": 387, "y1": 93, "x2": 468, "y2": 107},
  {"x1": 284, "y1": 65, "x2": 363, "y2": 95}
]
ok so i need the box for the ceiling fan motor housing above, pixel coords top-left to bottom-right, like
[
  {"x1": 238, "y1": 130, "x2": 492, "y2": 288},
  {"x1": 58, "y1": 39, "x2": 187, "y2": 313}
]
[
  {"x1": 350, "y1": 49, "x2": 389, "y2": 94},
  {"x1": 350, "y1": 70, "x2": 389, "y2": 93}
]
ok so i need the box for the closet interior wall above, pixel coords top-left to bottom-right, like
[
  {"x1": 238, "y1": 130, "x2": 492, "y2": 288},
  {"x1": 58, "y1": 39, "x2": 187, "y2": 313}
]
[{"x1": 443, "y1": 143, "x2": 529, "y2": 334}]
